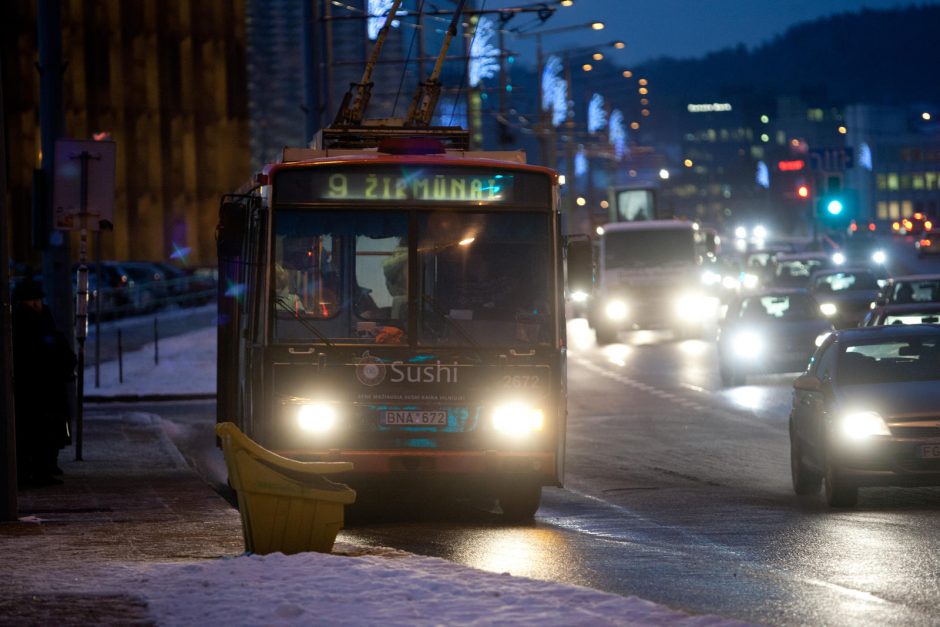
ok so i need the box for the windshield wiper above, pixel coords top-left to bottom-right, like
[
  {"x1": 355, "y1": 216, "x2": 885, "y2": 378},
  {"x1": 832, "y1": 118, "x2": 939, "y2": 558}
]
[{"x1": 274, "y1": 296, "x2": 334, "y2": 347}]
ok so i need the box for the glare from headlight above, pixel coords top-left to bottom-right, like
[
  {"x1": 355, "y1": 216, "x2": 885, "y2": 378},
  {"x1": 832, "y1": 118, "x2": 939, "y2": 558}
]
[
  {"x1": 839, "y1": 411, "x2": 890, "y2": 440},
  {"x1": 732, "y1": 330, "x2": 762, "y2": 358},
  {"x1": 675, "y1": 293, "x2": 708, "y2": 320},
  {"x1": 722, "y1": 275, "x2": 740, "y2": 290},
  {"x1": 605, "y1": 299, "x2": 628, "y2": 320},
  {"x1": 814, "y1": 331, "x2": 831, "y2": 347},
  {"x1": 734, "y1": 226, "x2": 747, "y2": 239},
  {"x1": 298, "y1": 403, "x2": 337, "y2": 433},
  {"x1": 742, "y1": 273, "x2": 759, "y2": 289},
  {"x1": 752, "y1": 225, "x2": 767, "y2": 239},
  {"x1": 492, "y1": 403, "x2": 545, "y2": 436},
  {"x1": 819, "y1": 302, "x2": 838, "y2": 316},
  {"x1": 701, "y1": 270, "x2": 722, "y2": 286},
  {"x1": 871, "y1": 250, "x2": 887, "y2": 264},
  {"x1": 571, "y1": 290, "x2": 589, "y2": 303},
  {"x1": 832, "y1": 252, "x2": 846, "y2": 265}
]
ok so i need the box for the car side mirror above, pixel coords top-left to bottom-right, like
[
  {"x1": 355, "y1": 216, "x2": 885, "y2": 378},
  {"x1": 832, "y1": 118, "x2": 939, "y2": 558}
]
[
  {"x1": 565, "y1": 235, "x2": 595, "y2": 298},
  {"x1": 793, "y1": 374, "x2": 823, "y2": 392}
]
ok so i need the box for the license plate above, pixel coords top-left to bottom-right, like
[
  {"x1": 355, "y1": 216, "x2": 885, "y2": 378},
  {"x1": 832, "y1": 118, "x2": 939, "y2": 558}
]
[
  {"x1": 382, "y1": 410, "x2": 447, "y2": 426},
  {"x1": 918, "y1": 444, "x2": 940, "y2": 459}
]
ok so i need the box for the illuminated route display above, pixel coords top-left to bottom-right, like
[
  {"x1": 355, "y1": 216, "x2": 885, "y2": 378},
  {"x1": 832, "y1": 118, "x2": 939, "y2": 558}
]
[{"x1": 274, "y1": 166, "x2": 552, "y2": 206}]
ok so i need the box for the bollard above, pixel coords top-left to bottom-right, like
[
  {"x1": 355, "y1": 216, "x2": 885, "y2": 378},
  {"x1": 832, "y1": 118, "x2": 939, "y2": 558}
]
[
  {"x1": 117, "y1": 328, "x2": 123, "y2": 384},
  {"x1": 153, "y1": 317, "x2": 159, "y2": 365}
]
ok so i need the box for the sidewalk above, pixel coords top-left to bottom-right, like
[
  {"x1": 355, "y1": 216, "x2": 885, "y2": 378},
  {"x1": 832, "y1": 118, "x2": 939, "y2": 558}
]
[{"x1": 1, "y1": 325, "x2": 742, "y2": 625}]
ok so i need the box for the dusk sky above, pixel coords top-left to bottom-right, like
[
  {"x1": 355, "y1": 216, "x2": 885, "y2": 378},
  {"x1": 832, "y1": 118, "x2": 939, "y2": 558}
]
[{"x1": 493, "y1": 0, "x2": 939, "y2": 67}]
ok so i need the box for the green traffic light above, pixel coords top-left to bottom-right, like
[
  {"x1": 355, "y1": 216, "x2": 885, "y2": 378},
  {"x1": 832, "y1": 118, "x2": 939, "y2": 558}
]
[{"x1": 826, "y1": 199, "x2": 844, "y2": 215}]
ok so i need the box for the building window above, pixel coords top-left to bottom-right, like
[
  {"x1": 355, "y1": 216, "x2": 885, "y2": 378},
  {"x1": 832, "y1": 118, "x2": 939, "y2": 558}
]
[
  {"x1": 887, "y1": 173, "x2": 899, "y2": 190},
  {"x1": 877, "y1": 202, "x2": 889, "y2": 219},
  {"x1": 889, "y1": 201, "x2": 900, "y2": 219},
  {"x1": 807, "y1": 109, "x2": 824, "y2": 121},
  {"x1": 926, "y1": 172, "x2": 937, "y2": 191},
  {"x1": 877, "y1": 174, "x2": 887, "y2": 190},
  {"x1": 913, "y1": 173, "x2": 925, "y2": 190},
  {"x1": 900, "y1": 174, "x2": 912, "y2": 190},
  {"x1": 902, "y1": 200, "x2": 913, "y2": 216},
  {"x1": 776, "y1": 131, "x2": 786, "y2": 145}
]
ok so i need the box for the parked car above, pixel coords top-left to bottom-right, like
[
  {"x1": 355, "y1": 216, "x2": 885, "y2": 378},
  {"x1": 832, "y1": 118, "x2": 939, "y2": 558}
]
[
  {"x1": 717, "y1": 288, "x2": 834, "y2": 386},
  {"x1": 810, "y1": 267, "x2": 882, "y2": 329},
  {"x1": 860, "y1": 303, "x2": 940, "y2": 326},
  {"x1": 789, "y1": 324, "x2": 940, "y2": 507}
]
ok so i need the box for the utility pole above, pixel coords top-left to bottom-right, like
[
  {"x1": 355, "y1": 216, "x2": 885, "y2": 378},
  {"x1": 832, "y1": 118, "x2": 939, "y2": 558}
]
[{"x1": 1, "y1": 58, "x2": 18, "y2": 521}]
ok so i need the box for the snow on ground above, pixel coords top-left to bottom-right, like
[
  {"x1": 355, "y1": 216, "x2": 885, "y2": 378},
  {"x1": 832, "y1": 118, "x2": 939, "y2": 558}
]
[{"x1": 81, "y1": 323, "x2": 741, "y2": 626}]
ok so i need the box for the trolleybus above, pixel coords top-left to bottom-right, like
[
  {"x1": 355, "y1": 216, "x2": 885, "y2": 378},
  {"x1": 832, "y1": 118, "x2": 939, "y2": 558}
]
[{"x1": 217, "y1": 132, "x2": 587, "y2": 519}]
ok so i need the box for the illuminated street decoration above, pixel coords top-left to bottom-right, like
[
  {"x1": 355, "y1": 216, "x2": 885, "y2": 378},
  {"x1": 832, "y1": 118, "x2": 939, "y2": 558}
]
[
  {"x1": 756, "y1": 161, "x2": 770, "y2": 189},
  {"x1": 368, "y1": 0, "x2": 401, "y2": 40},
  {"x1": 575, "y1": 147, "x2": 588, "y2": 177},
  {"x1": 541, "y1": 55, "x2": 567, "y2": 127},
  {"x1": 588, "y1": 94, "x2": 607, "y2": 134},
  {"x1": 609, "y1": 109, "x2": 626, "y2": 160},
  {"x1": 859, "y1": 142, "x2": 873, "y2": 170},
  {"x1": 687, "y1": 102, "x2": 733, "y2": 113},
  {"x1": 469, "y1": 17, "x2": 500, "y2": 87}
]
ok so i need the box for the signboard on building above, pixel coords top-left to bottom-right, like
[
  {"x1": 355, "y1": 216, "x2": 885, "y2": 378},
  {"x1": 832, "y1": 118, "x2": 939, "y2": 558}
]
[{"x1": 809, "y1": 147, "x2": 854, "y2": 172}]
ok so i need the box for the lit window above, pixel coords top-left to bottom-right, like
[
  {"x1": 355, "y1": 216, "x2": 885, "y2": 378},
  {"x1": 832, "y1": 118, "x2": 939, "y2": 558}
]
[
  {"x1": 876, "y1": 174, "x2": 887, "y2": 190},
  {"x1": 902, "y1": 200, "x2": 913, "y2": 215},
  {"x1": 900, "y1": 174, "x2": 911, "y2": 190},
  {"x1": 913, "y1": 173, "x2": 924, "y2": 189},
  {"x1": 889, "y1": 201, "x2": 900, "y2": 219},
  {"x1": 877, "y1": 202, "x2": 889, "y2": 219},
  {"x1": 887, "y1": 173, "x2": 899, "y2": 190},
  {"x1": 926, "y1": 172, "x2": 937, "y2": 190}
]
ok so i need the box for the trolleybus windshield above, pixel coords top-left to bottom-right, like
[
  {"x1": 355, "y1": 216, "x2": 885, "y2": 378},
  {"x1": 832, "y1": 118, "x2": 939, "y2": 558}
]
[{"x1": 272, "y1": 209, "x2": 554, "y2": 347}]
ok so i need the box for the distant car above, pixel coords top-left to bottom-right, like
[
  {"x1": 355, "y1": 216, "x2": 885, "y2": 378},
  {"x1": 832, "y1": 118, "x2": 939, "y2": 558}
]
[
  {"x1": 789, "y1": 324, "x2": 940, "y2": 507},
  {"x1": 717, "y1": 289, "x2": 834, "y2": 386},
  {"x1": 810, "y1": 268, "x2": 882, "y2": 329},
  {"x1": 835, "y1": 232, "x2": 889, "y2": 270},
  {"x1": 894, "y1": 212, "x2": 933, "y2": 237},
  {"x1": 872, "y1": 274, "x2": 940, "y2": 307},
  {"x1": 915, "y1": 228, "x2": 940, "y2": 257},
  {"x1": 772, "y1": 252, "x2": 832, "y2": 288},
  {"x1": 860, "y1": 302, "x2": 940, "y2": 327}
]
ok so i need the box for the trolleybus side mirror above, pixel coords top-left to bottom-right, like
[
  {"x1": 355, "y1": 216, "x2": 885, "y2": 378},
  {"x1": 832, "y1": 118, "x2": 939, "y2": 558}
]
[
  {"x1": 218, "y1": 201, "x2": 247, "y2": 259},
  {"x1": 565, "y1": 236, "x2": 595, "y2": 299}
]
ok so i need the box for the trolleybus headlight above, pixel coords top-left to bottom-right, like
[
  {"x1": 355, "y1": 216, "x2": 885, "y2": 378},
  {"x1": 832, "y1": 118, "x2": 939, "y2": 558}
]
[
  {"x1": 297, "y1": 403, "x2": 338, "y2": 433},
  {"x1": 571, "y1": 290, "x2": 589, "y2": 303},
  {"x1": 839, "y1": 411, "x2": 890, "y2": 440},
  {"x1": 492, "y1": 403, "x2": 545, "y2": 437},
  {"x1": 675, "y1": 292, "x2": 713, "y2": 321},
  {"x1": 604, "y1": 299, "x2": 628, "y2": 321},
  {"x1": 819, "y1": 302, "x2": 838, "y2": 317}
]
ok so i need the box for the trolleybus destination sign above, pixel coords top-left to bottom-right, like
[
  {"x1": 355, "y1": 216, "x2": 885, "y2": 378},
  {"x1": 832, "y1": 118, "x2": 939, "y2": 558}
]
[{"x1": 274, "y1": 167, "x2": 544, "y2": 204}]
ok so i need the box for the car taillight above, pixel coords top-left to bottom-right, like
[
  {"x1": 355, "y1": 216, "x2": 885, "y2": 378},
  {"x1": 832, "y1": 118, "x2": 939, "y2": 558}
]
[{"x1": 921, "y1": 239, "x2": 932, "y2": 247}]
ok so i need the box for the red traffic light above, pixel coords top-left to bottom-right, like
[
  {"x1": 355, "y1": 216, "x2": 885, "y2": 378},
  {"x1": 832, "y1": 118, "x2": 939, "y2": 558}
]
[{"x1": 797, "y1": 184, "x2": 810, "y2": 199}]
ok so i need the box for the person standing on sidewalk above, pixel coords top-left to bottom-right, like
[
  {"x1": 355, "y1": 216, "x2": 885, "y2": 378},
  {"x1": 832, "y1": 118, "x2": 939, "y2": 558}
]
[{"x1": 11, "y1": 276, "x2": 76, "y2": 486}]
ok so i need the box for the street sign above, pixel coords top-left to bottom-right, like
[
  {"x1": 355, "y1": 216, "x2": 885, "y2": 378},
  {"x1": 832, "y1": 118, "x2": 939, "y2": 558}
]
[
  {"x1": 808, "y1": 147, "x2": 854, "y2": 172},
  {"x1": 52, "y1": 138, "x2": 116, "y2": 231}
]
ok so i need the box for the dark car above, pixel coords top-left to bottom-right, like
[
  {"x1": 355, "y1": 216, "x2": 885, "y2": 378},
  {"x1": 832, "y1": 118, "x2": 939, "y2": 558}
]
[
  {"x1": 873, "y1": 274, "x2": 940, "y2": 307},
  {"x1": 834, "y1": 232, "x2": 889, "y2": 270},
  {"x1": 810, "y1": 267, "x2": 882, "y2": 329},
  {"x1": 717, "y1": 289, "x2": 834, "y2": 386},
  {"x1": 861, "y1": 302, "x2": 940, "y2": 327},
  {"x1": 789, "y1": 324, "x2": 940, "y2": 507}
]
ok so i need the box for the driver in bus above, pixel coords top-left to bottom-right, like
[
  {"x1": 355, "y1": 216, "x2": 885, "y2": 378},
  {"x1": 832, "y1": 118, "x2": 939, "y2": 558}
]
[{"x1": 275, "y1": 264, "x2": 306, "y2": 316}]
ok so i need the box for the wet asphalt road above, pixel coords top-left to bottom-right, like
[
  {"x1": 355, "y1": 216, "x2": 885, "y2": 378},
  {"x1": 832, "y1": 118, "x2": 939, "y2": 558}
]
[{"x1": 134, "y1": 236, "x2": 940, "y2": 626}]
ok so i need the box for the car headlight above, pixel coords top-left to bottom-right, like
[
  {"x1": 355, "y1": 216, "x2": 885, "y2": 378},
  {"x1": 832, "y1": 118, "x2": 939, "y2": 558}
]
[
  {"x1": 492, "y1": 402, "x2": 545, "y2": 436},
  {"x1": 675, "y1": 292, "x2": 712, "y2": 321},
  {"x1": 731, "y1": 330, "x2": 762, "y2": 358},
  {"x1": 722, "y1": 275, "x2": 740, "y2": 290},
  {"x1": 571, "y1": 290, "x2": 589, "y2": 303},
  {"x1": 742, "y1": 273, "x2": 759, "y2": 290},
  {"x1": 871, "y1": 250, "x2": 887, "y2": 264},
  {"x1": 701, "y1": 270, "x2": 722, "y2": 286},
  {"x1": 832, "y1": 252, "x2": 846, "y2": 265},
  {"x1": 819, "y1": 302, "x2": 838, "y2": 317},
  {"x1": 298, "y1": 403, "x2": 338, "y2": 433},
  {"x1": 839, "y1": 411, "x2": 890, "y2": 440},
  {"x1": 605, "y1": 299, "x2": 628, "y2": 320}
]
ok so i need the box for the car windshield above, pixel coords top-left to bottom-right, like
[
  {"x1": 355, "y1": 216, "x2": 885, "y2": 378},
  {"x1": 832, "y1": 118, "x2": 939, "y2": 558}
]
[
  {"x1": 883, "y1": 312, "x2": 940, "y2": 325},
  {"x1": 813, "y1": 271, "x2": 879, "y2": 292},
  {"x1": 739, "y1": 293, "x2": 824, "y2": 321},
  {"x1": 837, "y1": 337, "x2": 940, "y2": 384},
  {"x1": 775, "y1": 259, "x2": 826, "y2": 282},
  {"x1": 272, "y1": 209, "x2": 554, "y2": 347},
  {"x1": 604, "y1": 228, "x2": 696, "y2": 268}
]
